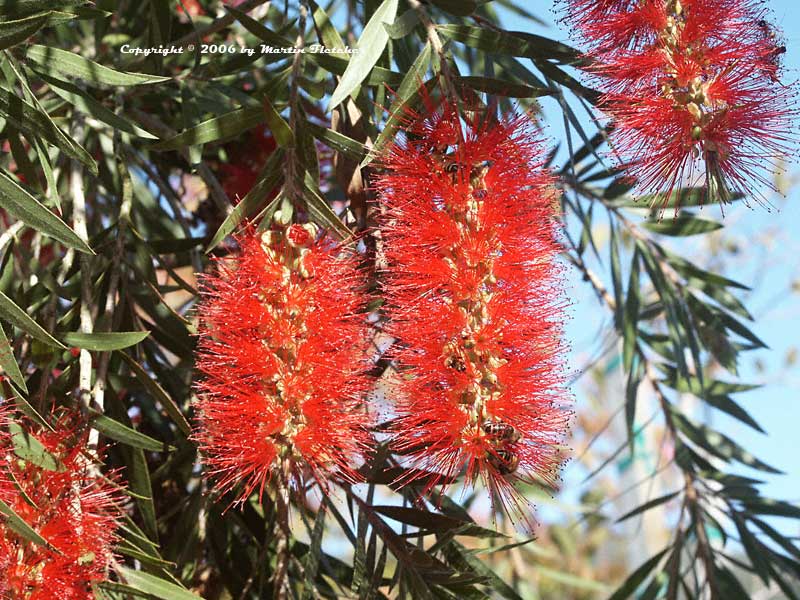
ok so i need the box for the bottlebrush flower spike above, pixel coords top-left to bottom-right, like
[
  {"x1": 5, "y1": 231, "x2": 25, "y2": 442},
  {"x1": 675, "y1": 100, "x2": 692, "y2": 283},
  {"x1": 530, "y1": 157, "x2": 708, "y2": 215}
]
[
  {"x1": 374, "y1": 97, "x2": 572, "y2": 518},
  {"x1": 562, "y1": 0, "x2": 797, "y2": 213},
  {"x1": 193, "y1": 224, "x2": 372, "y2": 502},
  {"x1": 0, "y1": 407, "x2": 122, "y2": 600}
]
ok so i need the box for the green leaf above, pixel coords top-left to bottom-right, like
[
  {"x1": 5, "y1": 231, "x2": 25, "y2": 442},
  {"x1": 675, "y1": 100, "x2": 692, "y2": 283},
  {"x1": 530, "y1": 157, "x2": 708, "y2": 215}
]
[
  {"x1": 622, "y1": 249, "x2": 640, "y2": 373},
  {"x1": 436, "y1": 25, "x2": 578, "y2": 63},
  {"x1": 0, "y1": 89, "x2": 97, "y2": 174},
  {"x1": 741, "y1": 499, "x2": 800, "y2": 519},
  {"x1": 642, "y1": 215, "x2": 723, "y2": 236},
  {"x1": 0, "y1": 498, "x2": 51, "y2": 548},
  {"x1": 703, "y1": 393, "x2": 763, "y2": 433},
  {"x1": 307, "y1": 122, "x2": 367, "y2": 162},
  {"x1": 0, "y1": 13, "x2": 49, "y2": 50},
  {"x1": 122, "y1": 443, "x2": 158, "y2": 540},
  {"x1": 205, "y1": 147, "x2": 285, "y2": 251},
  {"x1": 617, "y1": 491, "x2": 681, "y2": 523},
  {"x1": 0, "y1": 323, "x2": 26, "y2": 392},
  {"x1": 383, "y1": 8, "x2": 419, "y2": 39},
  {"x1": 262, "y1": 97, "x2": 293, "y2": 146},
  {"x1": 9, "y1": 421, "x2": 63, "y2": 471},
  {"x1": 303, "y1": 174, "x2": 352, "y2": 239},
  {"x1": 608, "y1": 221, "x2": 624, "y2": 326},
  {"x1": 362, "y1": 42, "x2": 432, "y2": 167},
  {"x1": 39, "y1": 72, "x2": 158, "y2": 139},
  {"x1": 118, "y1": 352, "x2": 192, "y2": 437},
  {"x1": 117, "y1": 567, "x2": 203, "y2": 600},
  {"x1": 616, "y1": 187, "x2": 745, "y2": 210},
  {"x1": 225, "y1": 5, "x2": 293, "y2": 48},
  {"x1": 608, "y1": 548, "x2": 669, "y2": 600},
  {"x1": 26, "y1": 45, "x2": 171, "y2": 87},
  {"x1": 327, "y1": 0, "x2": 398, "y2": 110},
  {"x1": 0, "y1": 171, "x2": 93, "y2": 253},
  {"x1": 457, "y1": 75, "x2": 551, "y2": 98},
  {"x1": 0, "y1": 0, "x2": 84, "y2": 15},
  {"x1": 670, "y1": 410, "x2": 781, "y2": 473},
  {"x1": 625, "y1": 356, "x2": 643, "y2": 451},
  {"x1": 0, "y1": 289, "x2": 65, "y2": 348},
  {"x1": 91, "y1": 413, "x2": 170, "y2": 453},
  {"x1": 372, "y1": 505, "x2": 504, "y2": 538},
  {"x1": 443, "y1": 541, "x2": 524, "y2": 600},
  {"x1": 658, "y1": 365, "x2": 760, "y2": 397},
  {"x1": 309, "y1": 0, "x2": 346, "y2": 50},
  {"x1": 153, "y1": 105, "x2": 266, "y2": 150},
  {"x1": 61, "y1": 331, "x2": 150, "y2": 351},
  {"x1": 302, "y1": 508, "x2": 326, "y2": 600},
  {"x1": 660, "y1": 246, "x2": 749, "y2": 290}
]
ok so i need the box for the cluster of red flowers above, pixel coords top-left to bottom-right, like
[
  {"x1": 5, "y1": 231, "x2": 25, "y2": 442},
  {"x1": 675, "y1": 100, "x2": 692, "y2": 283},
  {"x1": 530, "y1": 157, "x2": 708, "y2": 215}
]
[
  {"x1": 564, "y1": 0, "x2": 796, "y2": 211},
  {"x1": 193, "y1": 224, "x2": 372, "y2": 501},
  {"x1": 373, "y1": 99, "x2": 571, "y2": 510},
  {"x1": 0, "y1": 407, "x2": 121, "y2": 599}
]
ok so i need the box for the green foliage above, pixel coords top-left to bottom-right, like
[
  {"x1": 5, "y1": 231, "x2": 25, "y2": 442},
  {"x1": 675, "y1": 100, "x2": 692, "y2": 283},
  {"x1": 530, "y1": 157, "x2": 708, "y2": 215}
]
[{"x1": 0, "y1": 0, "x2": 797, "y2": 598}]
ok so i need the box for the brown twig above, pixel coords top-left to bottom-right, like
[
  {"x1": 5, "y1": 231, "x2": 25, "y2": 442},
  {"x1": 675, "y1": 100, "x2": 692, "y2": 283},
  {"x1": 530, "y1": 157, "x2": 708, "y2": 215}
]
[{"x1": 407, "y1": 0, "x2": 457, "y2": 101}]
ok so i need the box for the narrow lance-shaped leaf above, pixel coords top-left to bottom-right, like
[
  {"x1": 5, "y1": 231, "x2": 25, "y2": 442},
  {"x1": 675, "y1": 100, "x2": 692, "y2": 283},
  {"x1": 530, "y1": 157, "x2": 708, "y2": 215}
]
[
  {"x1": 118, "y1": 351, "x2": 192, "y2": 438},
  {"x1": 0, "y1": 13, "x2": 50, "y2": 50},
  {"x1": 61, "y1": 331, "x2": 150, "y2": 351},
  {"x1": 362, "y1": 42, "x2": 432, "y2": 167},
  {"x1": 0, "y1": 290, "x2": 66, "y2": 348},
  {"x1": 670, "y1": 409, "x2": 781, "y2": 473},
  {"x1": 262, "y1": 97, "x2": 293, "y2": 147},
  {"x1": 26, "y1": 45, "x2": 171, "y2": 87},
  {"x1": 0, "y1": 89, "x2": 97, "y2": 174},
  {"x1": 0, "y1": 498, "x2": 52, "y2": 549},
  {"x1": 608, "y1": 548, "x2": 669, "y2": 600},
  {"x1": 8, "y1": 422, "x2": 63, "y2": 472},
  {"x1": 643, "y1": 214, "x2": 723, "y2": 237},
  {"x1": 0, "y1": 323, "x2": 26, "y2": 392},
  {"x1": 0, "y1": 171, "x2": 93, "y2": 254},
  {"x1": 39, "y1": 72, "x2": 158, "y2": 139},
  {"x1": 327, "y1": 0, "x2": 399, "y2": 110},
  {"x1": 205, "y1": 147, "x2": 286, "y2": 252},
  {"x1": 153, "y1": 105, "x2": 267, "y2": 150},
  {"x1": 117, "y1": 566, "x2": 204, "y2": 600},
  {"x1": 622, "y1": 248, "x2": 640, "y2": 373},
  {"x1": 91, "y1": 413, "x2": 172, "y2": 453}
]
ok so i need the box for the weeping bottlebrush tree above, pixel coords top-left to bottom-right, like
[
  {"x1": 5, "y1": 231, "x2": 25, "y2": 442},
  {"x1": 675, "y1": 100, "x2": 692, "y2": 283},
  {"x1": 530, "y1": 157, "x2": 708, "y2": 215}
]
[{"x1": 0, "y1": 0, "x2": 798, "y2": 598}]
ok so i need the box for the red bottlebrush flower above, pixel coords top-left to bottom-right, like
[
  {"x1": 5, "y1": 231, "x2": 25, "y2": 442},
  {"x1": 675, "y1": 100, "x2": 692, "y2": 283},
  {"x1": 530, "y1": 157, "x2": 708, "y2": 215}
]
[
  {"x1": 193, "y1": 224, "x2": 372, "y2": 502},
  {"x1": 0, "y1": 407, "x2": 122, "y2": 600},
  {"x1": 374, "y1": 98, "x2": 572, "y2": 518},
  {"x1": 562, "y1": 0, "x2": 797, "y2": 213}
]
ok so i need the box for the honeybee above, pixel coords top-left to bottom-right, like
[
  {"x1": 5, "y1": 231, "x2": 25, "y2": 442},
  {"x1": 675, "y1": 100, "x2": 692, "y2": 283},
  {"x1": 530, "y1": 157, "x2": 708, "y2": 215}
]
[
  {"x1": 444, "y1": 355, "x2": 467, "y2": 372},
  {"x1": 442, "y1": 159, "x2": 465, "y2": 185},
  {"x1": 487, "y1": 447, "x2": 520, "y2": 475},
  {"x1": 757, "y1": 19, "x2": 777, "y2": 40},
  {"x1": 482, "y1": 419, "x2": 521, "y2": 444},
  {"x1": 756, "y1": 18, "x2": 787, "y2": 83}
]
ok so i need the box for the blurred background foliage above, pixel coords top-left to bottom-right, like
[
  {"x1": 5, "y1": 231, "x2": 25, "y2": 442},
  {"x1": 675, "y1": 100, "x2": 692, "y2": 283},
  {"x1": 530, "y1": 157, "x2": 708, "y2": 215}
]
[{"x1": 0, "y1": 0, "x2": 799, "y2": 598}]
